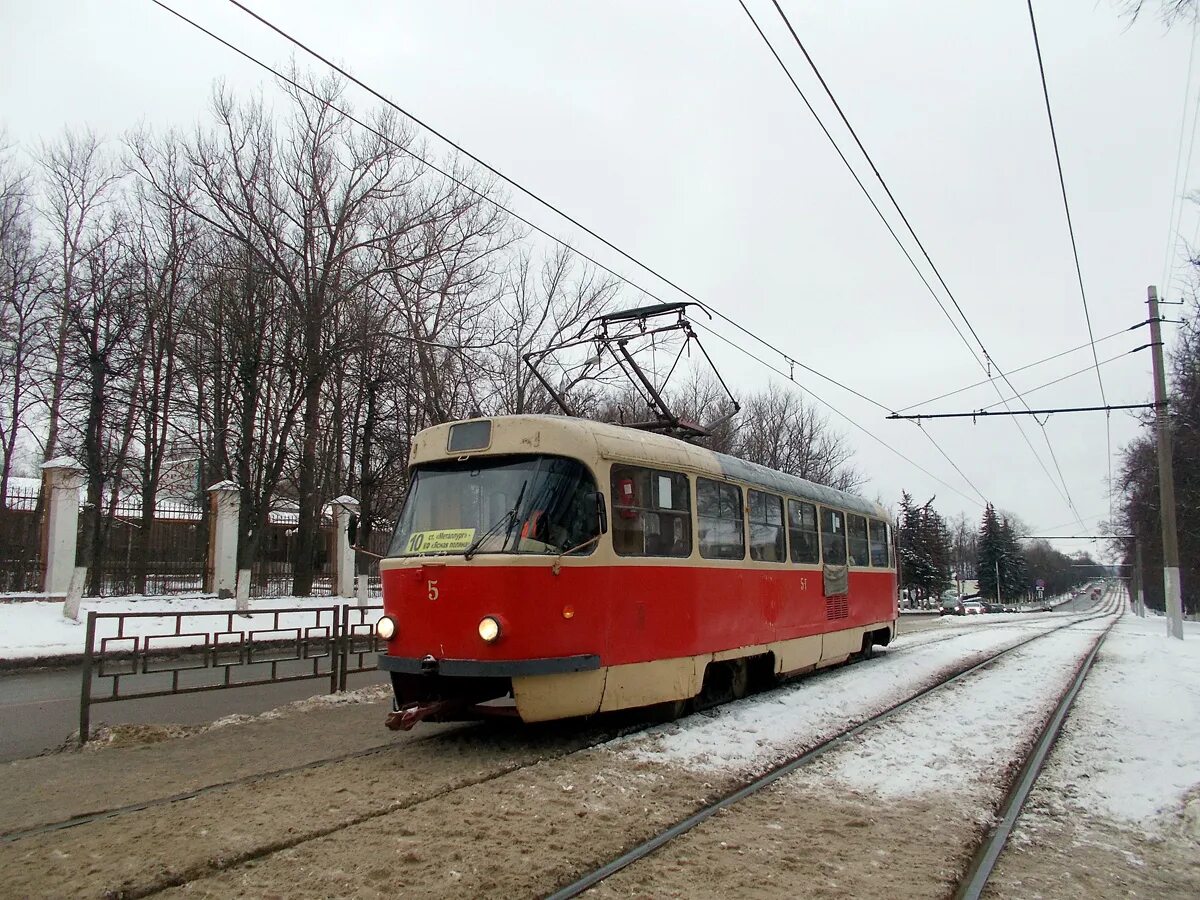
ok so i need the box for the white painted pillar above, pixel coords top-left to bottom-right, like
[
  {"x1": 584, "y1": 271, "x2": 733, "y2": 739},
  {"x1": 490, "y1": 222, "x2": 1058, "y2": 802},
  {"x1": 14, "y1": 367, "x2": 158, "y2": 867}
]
[
  {"x1": 331, "y1": 495, "x2": 359, "y2": 599},
  {"x1": 206, "y1": 481, "x2": 241, "y2": 600},
  {"x1": 41, "y1": 457, "x2": 85, "y2": 596}
]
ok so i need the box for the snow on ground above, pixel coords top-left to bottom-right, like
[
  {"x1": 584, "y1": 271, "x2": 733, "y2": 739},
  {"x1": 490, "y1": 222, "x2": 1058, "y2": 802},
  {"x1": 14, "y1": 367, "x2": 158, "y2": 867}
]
[
  {"x1": 0, "y1": 594, "x2": 381, "y2": 661},
  {"x1": 785, "y1": 625, "x2": 1101, "y2": 804},
  {"x1": 1031, "y1": 599, "x2": 1200, "y2": 829},
  {"x1": 611, "y1": 608, "x2": 1113, "y2": 776}
]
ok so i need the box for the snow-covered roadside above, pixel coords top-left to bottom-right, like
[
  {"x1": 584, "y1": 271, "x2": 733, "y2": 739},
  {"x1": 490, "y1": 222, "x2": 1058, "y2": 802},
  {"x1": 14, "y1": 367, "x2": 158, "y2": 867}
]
[
  {"x1": 785, "y1": 625, "x2": 1102, "y2": 809},
  {"x1": 0, "y1": 594, "x2": 380, "y2": 662},
  {"x1": 1022, "y1": 608, "x2": 1200, "y2": 832},
  {"x1": 610, "y1": 609, "x2": 1114, "y2": 776}
]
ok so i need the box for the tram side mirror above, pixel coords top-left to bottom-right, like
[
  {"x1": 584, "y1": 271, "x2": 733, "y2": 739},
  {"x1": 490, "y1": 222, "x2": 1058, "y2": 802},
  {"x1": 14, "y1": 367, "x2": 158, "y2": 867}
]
[
  {"x1": 589, "y1": 491, "x2": 608, "y2": 535},
  {"x1": 347, "y1": 513, "x2": 358, "y2": 546}
]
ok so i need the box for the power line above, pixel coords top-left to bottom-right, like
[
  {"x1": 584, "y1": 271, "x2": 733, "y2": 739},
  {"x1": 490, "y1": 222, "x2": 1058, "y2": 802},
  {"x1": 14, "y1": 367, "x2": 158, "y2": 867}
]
[
  {"x1": 896, "y1": 324, "x2": 1134, "y2": 413},
  {"x1": 1025, "y1": 0, "x2": 1107, "y2": 408},
  {"x1": 978, "y1": 346, "x2": 1147, "y2": 413},
  {"x1": 749, "y1": 0, "x2": 1084, "y2": 526},
  {"x1": 694, "y1": 321, "x2": 989, "y2": 507},
  {"x1": 888, "y1": 403, "x2": 1156, "y2": 421},
  {"x1": 154, "y1": 0, "x2": 995, "y2": 509},
  {"x1": 1163, "y1": 17, "x2": 1200, "y2": 300}
]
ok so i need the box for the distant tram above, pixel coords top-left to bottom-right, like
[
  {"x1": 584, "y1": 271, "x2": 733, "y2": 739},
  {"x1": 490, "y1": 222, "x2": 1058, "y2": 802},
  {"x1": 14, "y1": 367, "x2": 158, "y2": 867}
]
[{"x1": 375, "y1": 415, "x2": 897, "y2": 729}]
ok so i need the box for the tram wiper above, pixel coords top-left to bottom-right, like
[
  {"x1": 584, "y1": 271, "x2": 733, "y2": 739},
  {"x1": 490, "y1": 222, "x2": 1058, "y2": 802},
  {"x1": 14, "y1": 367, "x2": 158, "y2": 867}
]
[{"x1": 463, "y1": 480, "x2": 527, "y2": 560}]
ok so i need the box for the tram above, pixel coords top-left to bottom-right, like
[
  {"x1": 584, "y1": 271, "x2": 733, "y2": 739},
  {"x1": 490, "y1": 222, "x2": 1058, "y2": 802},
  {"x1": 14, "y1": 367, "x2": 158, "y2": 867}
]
[{"x1": 374, "y1": 414, "x2": 897, "y2": 729}]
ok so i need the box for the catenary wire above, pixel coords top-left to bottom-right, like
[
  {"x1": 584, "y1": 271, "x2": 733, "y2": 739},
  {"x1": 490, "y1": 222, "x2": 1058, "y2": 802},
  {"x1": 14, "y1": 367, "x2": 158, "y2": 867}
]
[
  {"x1": 1163, "y1": 16, "x2": 1200, "y2": 300},
  {"x1": 748, "y1": 0, "x2": 1082, "y2": 524},
  {"x1": 979, "y1": 347, "x2": 1145, "y2": 412},
  {"x1": 896, "y1": 324, "x2": 1134, "y2": 413},
  {"x1": 694, "y1": 321, "x2": 989, "y2": 507},
  {"x1": 1025, "y1": 0, "x2": 1107, "y2": 407},
  {"x1": 151, "y1": 0, "x2": 995, "y2": 510}
]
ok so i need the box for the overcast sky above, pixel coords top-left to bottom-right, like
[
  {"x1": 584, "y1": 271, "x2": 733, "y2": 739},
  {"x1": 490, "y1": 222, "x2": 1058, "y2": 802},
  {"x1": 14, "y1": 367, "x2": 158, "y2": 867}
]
[{"x1": 2, "y1": 1, "x2": 1195, "y2": 557}]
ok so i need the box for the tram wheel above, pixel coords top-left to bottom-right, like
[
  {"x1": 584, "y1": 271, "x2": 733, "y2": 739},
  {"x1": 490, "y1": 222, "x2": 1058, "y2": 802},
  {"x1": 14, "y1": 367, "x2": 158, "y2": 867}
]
[{"x1": 729, "y1": 658, "x2": 750, "y2": 700}]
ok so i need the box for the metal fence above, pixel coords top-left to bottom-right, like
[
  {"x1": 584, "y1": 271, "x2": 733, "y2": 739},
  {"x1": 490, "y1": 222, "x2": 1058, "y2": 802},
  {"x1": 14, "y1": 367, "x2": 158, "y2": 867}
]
[
  {"x1": 79, "y1": 603, "x2": 386, "y2": 742},
  {"x1": 81, "y1": 497, "x2": 209, "y2": 596},
  {"x1": 0, "y1": 483, "x2": 41, "y2": 592}
]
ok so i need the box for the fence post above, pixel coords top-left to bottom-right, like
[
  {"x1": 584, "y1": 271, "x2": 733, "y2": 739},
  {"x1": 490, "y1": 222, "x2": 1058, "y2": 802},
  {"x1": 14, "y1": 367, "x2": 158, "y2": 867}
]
[
  {"x1": 331, "y1": 495, "x2": 359, "y2": 599},
  {"x1": 79, "y1": 611, "x2": 97, "y2": 744},
  {"x1": 41, "y1": 457, "x2": 86, "y2": 596},
  {"x1": 205, "y1": 481, "x2": 240, "y2": 599},
  {"x1": 334, "y1": 604, "x2": 347, "y2": 693}
]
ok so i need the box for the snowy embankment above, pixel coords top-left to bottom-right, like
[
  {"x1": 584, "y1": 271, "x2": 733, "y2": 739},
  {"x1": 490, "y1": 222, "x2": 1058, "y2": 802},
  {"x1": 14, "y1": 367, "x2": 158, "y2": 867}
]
[
  {"x1": 611, "y1": 610, "x2": 1109, "y2": 776},
  {"x1": 0, "y1": 594, "x2": 379, "y2": 662},
  {"x1": 1024, "y1": 611, "x2": 1200, "y2": 830}
]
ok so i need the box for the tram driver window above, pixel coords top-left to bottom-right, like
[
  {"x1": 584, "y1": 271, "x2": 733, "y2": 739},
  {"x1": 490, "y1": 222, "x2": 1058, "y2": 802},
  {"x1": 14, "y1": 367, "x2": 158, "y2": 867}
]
[
  {"x1": 820, "y1": 507, "x2": 847, "y2": 566},
  {"x1": 847, "y1": 514, "x2": 869, "y2": 566},
  {"x1": 748, "y1": 490, "x2": 785, "y2": 562},
  {"x1": 610, "y1": 465, "x2": 691, "y2": 557},
  {"x1": 787, "y1": 499, "x2": 820, "y2": 565},
  {"x1": 869, "y1": 519, "x2": 890, "y2": 567},
  {"x1": 698, "y1": 478, "x2": 745, "y2": 560}
]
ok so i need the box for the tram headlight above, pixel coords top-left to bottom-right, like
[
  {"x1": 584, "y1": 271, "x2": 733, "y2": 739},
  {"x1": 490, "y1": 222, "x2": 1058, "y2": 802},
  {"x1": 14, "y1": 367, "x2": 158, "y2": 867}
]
[
  {"x1": 478, "y1": 616, "x2": 501, "y2": 643},
  {"x1": 375, "y1": 615, "x2": 397, "y2": 640}
]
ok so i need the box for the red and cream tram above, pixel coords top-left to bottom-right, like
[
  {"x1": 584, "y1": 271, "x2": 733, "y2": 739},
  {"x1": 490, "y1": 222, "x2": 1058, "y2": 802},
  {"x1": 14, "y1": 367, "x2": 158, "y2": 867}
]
[{"x1": 375, "y1": 415, "x2": 897, "y2": 729}]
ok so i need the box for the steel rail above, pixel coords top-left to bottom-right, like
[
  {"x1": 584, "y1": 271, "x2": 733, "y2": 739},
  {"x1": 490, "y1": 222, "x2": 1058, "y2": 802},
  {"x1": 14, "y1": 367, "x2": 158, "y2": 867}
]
[
  {"x1": 544, "y1": 595, "x2": 1120, "y2": 900},
  {"x1": 0, "y1": 709, "x2": 660, "y2": 848},
  {"x1": 953, "y1": 605, "x2": 1116, "y2": 898}
]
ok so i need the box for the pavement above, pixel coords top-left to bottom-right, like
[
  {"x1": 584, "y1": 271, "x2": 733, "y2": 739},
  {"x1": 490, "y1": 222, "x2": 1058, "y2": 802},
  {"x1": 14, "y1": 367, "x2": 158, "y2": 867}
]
[
  {"x1": 0, "y1": 664, "x2": 385, "y2": 763},
  {"x1": 0, "y1": 595, "x2": 1100, "y2": 764}
]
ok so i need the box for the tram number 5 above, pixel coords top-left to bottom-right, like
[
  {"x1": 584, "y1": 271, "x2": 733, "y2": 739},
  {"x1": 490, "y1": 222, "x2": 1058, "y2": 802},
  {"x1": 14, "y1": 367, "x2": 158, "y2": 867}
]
[{"x1": 427, "y1": 580, "x2": 439, "y2": 602}]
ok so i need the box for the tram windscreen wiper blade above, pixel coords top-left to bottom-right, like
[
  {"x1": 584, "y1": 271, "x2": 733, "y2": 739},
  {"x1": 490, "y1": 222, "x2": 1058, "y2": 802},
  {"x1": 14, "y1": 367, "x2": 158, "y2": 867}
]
[{"x1": 463, "y1": 480, "x2": 527, "y2": 560}]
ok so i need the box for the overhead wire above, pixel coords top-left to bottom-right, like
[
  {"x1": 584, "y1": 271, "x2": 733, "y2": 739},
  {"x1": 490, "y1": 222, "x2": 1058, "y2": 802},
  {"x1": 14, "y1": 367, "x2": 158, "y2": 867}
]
[
  {"x1": 746, "y1": 0, "x2": 1081, "y2": 522},
  {"x1": 1025, "y1": 0, "x2": 1118, "y2": 543},
  {"x1": 151, "y1": 0, "x2": 995, "y2": 508},
  {"x1": 693, "y1": 321, "x2": 989, "y2": 507},
  {"x1": 896, "y1": 324, "x2": 1135, "y2": 413},
  {"x1": 978, "y1": 347, "x2": 1147, "y2": 412}
]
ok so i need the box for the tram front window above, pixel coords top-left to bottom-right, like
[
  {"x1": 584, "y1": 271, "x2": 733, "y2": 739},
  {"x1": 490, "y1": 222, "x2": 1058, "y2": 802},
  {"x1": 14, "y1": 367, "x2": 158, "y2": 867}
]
[{"x1": 389, "y1": 455, "x2": 600, "y2": 557}]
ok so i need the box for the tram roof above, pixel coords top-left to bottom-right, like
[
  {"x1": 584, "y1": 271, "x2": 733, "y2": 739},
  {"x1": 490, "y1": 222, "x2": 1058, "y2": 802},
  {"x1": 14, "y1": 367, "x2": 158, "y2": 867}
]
[{"x1": 413, "y1": 415, "x2": 888, "y2": 521}]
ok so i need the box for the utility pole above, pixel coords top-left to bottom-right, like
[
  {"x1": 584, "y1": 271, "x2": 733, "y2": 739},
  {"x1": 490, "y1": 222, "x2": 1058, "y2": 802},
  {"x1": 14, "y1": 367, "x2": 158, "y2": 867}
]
[
  {"x1": 995, "y1": 559, "x2": 1002, "y2": 605},
  {"x1": 1148, "y1": 286, "x2": 1183, "y2": 640},
  {"x1": 1134, "y1": 537, "x2": 1146, "y2": 618}
]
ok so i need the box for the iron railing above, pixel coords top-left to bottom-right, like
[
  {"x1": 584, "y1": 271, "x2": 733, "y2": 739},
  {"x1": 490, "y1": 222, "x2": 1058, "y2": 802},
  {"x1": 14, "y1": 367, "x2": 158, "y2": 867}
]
[{"x1": 79, "y1": 603, "x2": 385, "y2": 743}]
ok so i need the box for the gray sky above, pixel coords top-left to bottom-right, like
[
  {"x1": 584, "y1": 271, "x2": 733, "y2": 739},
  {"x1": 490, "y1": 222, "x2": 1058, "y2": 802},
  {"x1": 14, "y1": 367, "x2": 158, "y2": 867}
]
[{"x1": 2, "y1": 0, "x2": 1195, "y2": 556}]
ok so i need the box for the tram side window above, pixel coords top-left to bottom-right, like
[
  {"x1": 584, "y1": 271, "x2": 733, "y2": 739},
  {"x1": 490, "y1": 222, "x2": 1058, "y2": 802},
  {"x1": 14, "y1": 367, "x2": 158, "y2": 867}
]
[
  {"x1": 787, "y1": 499, "x2": 820, "y2": 564},
  {"x1": 697, "y1": 478, "x2": 745, "y2": 560},
  {"x1": 869, "y1": 519, "x2": 890, "y2": 567},
  {"x1": 610, "y1": 465, "x2": 691, "y2": 557},
  {"x1": 748, "y1": 490, "x2": 785, "y2": 562},
  {"x1": 847, "y1": 514, "x2": 869, "y2": 566},
  {"x1": 821, "y1": 507, "x2": 847, "y2": 566}
]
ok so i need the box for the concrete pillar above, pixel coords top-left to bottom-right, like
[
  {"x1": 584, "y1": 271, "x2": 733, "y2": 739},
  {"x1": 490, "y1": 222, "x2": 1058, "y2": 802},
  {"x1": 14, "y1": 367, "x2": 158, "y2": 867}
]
[
  {"x1": 205, "y1": 481, "x2": 240, "y2": 599},
  {"x1": 331, "y1": 495, "x2": 359, "y2": 599},
  {"x1": 41, "y1": 457, "x2": 85, "y2": 596}
]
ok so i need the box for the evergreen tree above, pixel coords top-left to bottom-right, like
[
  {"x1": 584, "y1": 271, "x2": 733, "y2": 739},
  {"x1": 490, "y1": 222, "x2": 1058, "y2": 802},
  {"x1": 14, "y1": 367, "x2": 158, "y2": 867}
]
[{"x1": 977, "y1": 504, "x2": 1002, "y2": 600}]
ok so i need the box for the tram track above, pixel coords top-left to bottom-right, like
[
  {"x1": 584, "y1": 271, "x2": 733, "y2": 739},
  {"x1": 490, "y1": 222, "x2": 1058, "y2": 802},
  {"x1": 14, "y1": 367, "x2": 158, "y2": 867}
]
[
  {"x1": 543, "y1": 593, "x2": 1120, "y2": 899},
  {"x1": 0, "y1": 600, "x2": 1116, "y2": 899},
  {"x1": 0, "y1": 607, "x2": 1048, "y2": 847}
]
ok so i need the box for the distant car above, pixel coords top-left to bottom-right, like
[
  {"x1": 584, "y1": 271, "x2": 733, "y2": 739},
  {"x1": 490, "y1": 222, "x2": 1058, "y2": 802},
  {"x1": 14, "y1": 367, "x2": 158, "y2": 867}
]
[
  {"x1": 939, "y1": 596, "x2": 962, "y2": 616},
  {"x1": 960, "y1": 600, "x2": 985, "y2": 615}
]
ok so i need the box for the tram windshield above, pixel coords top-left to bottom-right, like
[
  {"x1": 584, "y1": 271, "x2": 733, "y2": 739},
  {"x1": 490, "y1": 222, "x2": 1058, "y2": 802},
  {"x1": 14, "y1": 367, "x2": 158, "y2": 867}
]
[{"x1": 388, "y1": 455, "x2": 600, "y2": 557}]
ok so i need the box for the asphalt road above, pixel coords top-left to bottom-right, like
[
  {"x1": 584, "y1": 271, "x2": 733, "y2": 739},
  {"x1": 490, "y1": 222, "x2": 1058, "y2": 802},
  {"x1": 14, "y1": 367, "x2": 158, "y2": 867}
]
[
  {"x1": 0, "y1": 592, "x2": 1104, "y2": 764},
  {"x1": 0, "y1": 663, "x2": 385, "y2": 763}
]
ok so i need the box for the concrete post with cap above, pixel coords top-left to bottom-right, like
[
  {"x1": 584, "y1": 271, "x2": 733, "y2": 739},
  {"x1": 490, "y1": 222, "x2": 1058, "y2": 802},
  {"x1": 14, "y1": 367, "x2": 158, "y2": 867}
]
[
  {"x1": 206, "y1": 481, "x2": 241, "y2": 600},
  {"x1": 331, "y1": 495, "x2": 360, "y2": 599},
  {"x1": 41, "y1": 457, "x2": 85, "y2": 597}
]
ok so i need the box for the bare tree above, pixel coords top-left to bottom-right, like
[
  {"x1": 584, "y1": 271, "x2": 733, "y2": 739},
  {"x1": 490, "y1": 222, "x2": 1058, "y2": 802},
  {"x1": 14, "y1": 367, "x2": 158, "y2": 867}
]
[
  {"x1": 37, "y1": 130, "x2": 123, "y2": 464},
  {"x1": 0, "y1": 134, "x2": 49, "y2": 499},
  {"x1": 731, "y1": 383, "x2": 863, "y2": 491}
]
